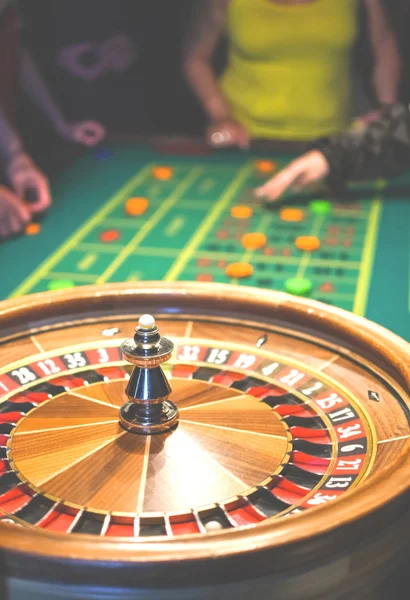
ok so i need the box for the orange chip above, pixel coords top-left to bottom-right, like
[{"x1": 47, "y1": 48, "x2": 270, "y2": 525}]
[
  {"x1": 125, "y1": 197, "x2": 149, "y2": 216},
  {"x1": 230, "y1": 205, "x2": 253, "y2": 219},
  {"x1": 256, "y1": 160, "x2": 276, "y2": 174},
  {"x1": 241, "y1": 232, "x2": 267, "y2": 250},
  {"x1": 25, "y1": 223, "x2": 40, "y2": 236},
  {"x1": 153, "y1": 166, "x2": 173, "y2": 180},
  {"x1": 295, "y1": 236, "x2": 321, "y2": 251},
  {"x1": 280, "y1": 208, "x2": 305, "y2": 222},
  {"x1": 225, "y1": 262, "x2": 254, "y2": 278}
]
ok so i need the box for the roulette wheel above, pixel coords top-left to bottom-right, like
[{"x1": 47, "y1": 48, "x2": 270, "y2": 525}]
[{"x1": 0, "y1": 282, "x2": 409, "y2": 600}]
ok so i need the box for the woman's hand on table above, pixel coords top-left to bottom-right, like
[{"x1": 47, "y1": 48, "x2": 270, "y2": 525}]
[
  {"x1": 254, "y1": 150, "x2": 330, "y2": 202},
  {"x1": 0, "y1": 185, "x2": 31, "y2": 240},
  {"x1": 207, "y1": 118, "x2": 250, "y2": 150},
  {"x1": 7, "y1": 153, "x2": 52, "y2": 214}
]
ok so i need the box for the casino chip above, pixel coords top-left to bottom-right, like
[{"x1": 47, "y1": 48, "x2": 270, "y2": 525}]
[
  {"x1": 47, "y1": 279, "x2": 75, "y2": 291},
  {"x1": 320, "y1": 282, "x2": 335, "y2": 293},
  {"x1": 309, "y1": 200, "x2": 331, "y2": 216},
  {"x1": 225, "y1": 262, "x2": 254, "y2": 278},
  {"x1": 230, "y1": 205, "x2": 253, "y2": 219},
  {"x1": 284, "y1": 277, "x2": 313, "y2": 296},
  {"x1": 25, "y1": 223, "x2": 41, "y2": 236},
  {"x1": 255, "y1": 160, "x2": 276, "y2": 174},
  {"x1": 100, "y1": 230, "x2": 121, "y2": 243},
  {"x1": 241, "y1": 232, "x2": 267, "y2": 250},
  {"x1": 125, "y1": 197, "x2": 149, "y2": 216},
  {"x1": 280, "y1": 208, "x2": 304, "y2": 222},
  {"x1": 153, "y1": 166, "x2": 173, "y2": 181},
  {"x1": 295, "y1": 236, "x2": 321, "y2": 251}
]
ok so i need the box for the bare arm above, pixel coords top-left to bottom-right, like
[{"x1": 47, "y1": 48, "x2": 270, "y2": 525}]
[
  {"x1": 0, "y1": 106, "x2": 51, "y2": 213},
  {"x1": 20, "y1": 49, "x2": 66, "y2": 134},
  {"x1": 0, "y1": 107, "x2": 24, "y2": 169},
  {"x1": 183, "y1": 0, "x2": 232, "y2": 122},
  {"x1": 365, "y1": 0, "x2": 401, "y2": 105},
  {"x1": 19, "y1": 49, "x2": 106, "y2": 146}
]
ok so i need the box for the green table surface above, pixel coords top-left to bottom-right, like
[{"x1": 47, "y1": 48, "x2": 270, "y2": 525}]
[{"x1": 0, "y1": 141, "x2": 409, "y2": 341}]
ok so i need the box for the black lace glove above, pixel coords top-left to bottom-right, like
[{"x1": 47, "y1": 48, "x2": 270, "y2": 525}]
[{"x1": 310, "y1": 104, "x2": 410, "y2": 193}]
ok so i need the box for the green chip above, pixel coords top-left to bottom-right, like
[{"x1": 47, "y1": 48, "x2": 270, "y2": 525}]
[
  {"x1": 284, "y1": 277, "x2": 313, "y2": 296},
  {"x1": 309, "y1": 200, "x2": 331, "y2": 216},
  {"x1": 47, "y1": 280, "x2": 75, "y2": 291}
]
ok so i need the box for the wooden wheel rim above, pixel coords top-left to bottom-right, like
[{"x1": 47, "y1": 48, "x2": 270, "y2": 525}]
[{"x1": 0, "y1": 282, "x2": 409, "y2": 572}]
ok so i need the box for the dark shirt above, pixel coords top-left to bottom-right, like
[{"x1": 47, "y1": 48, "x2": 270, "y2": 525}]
[{"x1": 18, "y1": 0, "x2": 154, "y2": 132}]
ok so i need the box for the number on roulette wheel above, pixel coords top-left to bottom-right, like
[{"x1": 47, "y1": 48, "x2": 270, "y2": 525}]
[{"x1": 0, "y1": 282, "x2": 409, "y2": 600}]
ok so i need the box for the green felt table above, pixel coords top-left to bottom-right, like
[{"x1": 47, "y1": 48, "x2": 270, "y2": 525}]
[{"x1": 0, "y1": 139, "x2": 409, "y2": 341}]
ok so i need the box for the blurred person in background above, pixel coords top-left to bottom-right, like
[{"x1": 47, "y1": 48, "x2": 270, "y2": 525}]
[
  {"x1": 184, "y1": 0, "x2": 401, "y2": 149},
  {"x1": 18, "y1": 0, "x2": 153, "y2": 137},
  {"x1": 255, "y1": 103, "x2": 410, "y2": 201},
  {"x1": 0, "y1": 0, "x2": 105, "y2": 240}
]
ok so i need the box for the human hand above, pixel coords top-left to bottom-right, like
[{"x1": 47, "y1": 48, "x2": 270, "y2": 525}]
[
  {"x1": 7, "y1": 153, "x2": 52, "y2": 214},
  {"x1": 352, "y1": 109, "x2": 383, "y2": 130},
  {"x1": 254, "y1": 150, "x2": 330, "y2": 202},
  {"x1": 57, "y1": 120, "x2": 106, "y2": 147},
  {"x1": 206, "y1": 118, "x2": 250, "y2": 150},
  {"x1": 0, "y1": 185, "x2": 31, "y2": 240}
]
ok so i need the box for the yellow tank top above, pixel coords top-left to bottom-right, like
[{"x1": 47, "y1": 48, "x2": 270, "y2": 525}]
[{"x1": 220, "y1": 0, "x2": 358, "y2": 140}]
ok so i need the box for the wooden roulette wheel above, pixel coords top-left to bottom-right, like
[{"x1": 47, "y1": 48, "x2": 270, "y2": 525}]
[{"x1": 0, "y1": 282, "x2": 409, "y2": 600}]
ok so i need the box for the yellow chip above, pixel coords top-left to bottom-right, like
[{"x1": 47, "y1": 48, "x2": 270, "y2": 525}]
[
  {"x1": 125, "y1": 197, "x2": 149, "y2": 216},
  {"x1": 225, "y1": 262, "x2": 254, "y2": 278},
  {"x1": 230, "y1": 205, "x2": 253, "y2": 219},
  {"x1": 295, "y1": 236, "x2": 321, "y2": 251},
  {"x1": 25, "y1": 223, "x2": 40, "y2": 236},
  {"x1": 279, "y1": 208, "x2": 305, "y2": 222},
  {"x1": 255, "y1": 160, "x2": 276, "y2": 174},
  {"x1": 241, "y1": 232, "x2": 267, "y2": 250},
  {"x1": 153, "y1": 166, "x2": 173, "y2": 180}
]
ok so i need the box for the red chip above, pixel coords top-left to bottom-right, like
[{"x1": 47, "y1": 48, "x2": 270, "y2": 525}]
[{"x1": 100, "y1": 230, "x2": 120, "y2": 243}]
